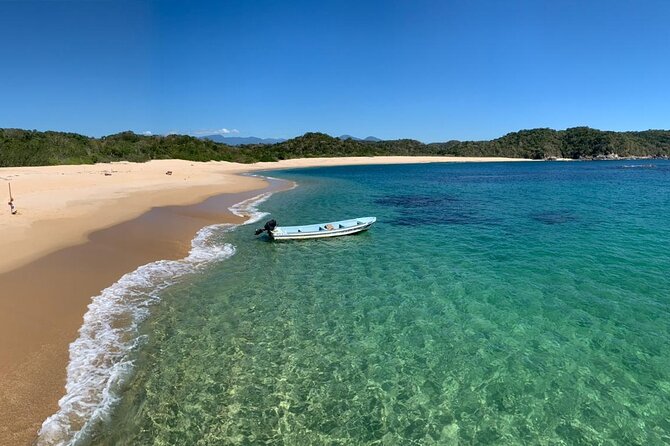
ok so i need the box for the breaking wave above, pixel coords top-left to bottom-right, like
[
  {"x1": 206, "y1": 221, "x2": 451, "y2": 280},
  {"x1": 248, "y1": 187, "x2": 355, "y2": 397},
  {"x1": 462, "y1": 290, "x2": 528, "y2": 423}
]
[{"x1": 36, "y1": 192, "x2": 273, "y2": 446}]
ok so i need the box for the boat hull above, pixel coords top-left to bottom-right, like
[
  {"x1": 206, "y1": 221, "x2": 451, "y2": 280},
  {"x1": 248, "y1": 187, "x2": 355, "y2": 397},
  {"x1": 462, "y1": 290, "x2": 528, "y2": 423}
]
[{"x1": 270, "y1": 217, "x2": 376, "y2": 240}]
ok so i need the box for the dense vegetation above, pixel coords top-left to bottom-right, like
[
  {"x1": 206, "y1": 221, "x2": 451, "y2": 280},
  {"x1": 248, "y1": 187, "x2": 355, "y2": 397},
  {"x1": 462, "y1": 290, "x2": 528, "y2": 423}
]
[{"x1": 1, "y1": 127, "x2": 669, "y2": 167}]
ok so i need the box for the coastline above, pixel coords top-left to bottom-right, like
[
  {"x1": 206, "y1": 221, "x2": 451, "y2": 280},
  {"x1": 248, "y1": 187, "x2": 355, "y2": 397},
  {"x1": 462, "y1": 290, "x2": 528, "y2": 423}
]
[
  {"x1": 0, "y1": 156, "x2": 526, "y2": 445},
  {"x1": 0, "y1": 181, "x2": 290, "y2": 446},
  {"x1": 0, "y1": 156, "x2": 527, "y2": 275}
]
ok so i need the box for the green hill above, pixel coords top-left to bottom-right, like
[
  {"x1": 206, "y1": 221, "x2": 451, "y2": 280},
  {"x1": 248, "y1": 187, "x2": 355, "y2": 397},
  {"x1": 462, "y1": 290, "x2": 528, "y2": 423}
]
[
  {"x1": 1, "y1": 127, "x2": 669, "y2": 167},
  {"x1": 427, "y1": 127, "x2": 670, "y2": 159}
]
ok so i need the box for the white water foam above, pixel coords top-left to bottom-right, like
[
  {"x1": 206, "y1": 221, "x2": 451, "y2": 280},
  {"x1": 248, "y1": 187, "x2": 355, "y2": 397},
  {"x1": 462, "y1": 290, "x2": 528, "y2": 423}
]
[
  {"x1": 229, "y1": 192, "x2": 272, "y2": 221},
  {"x1": 247, "y1": 173, "x2": 282, "y2": 181},
  {"x1": 36, "y1": 192, "x2": 274, "y2": 446},
  {"x1": 246, "y1": 173, "x2": 298, "y2": 190}
]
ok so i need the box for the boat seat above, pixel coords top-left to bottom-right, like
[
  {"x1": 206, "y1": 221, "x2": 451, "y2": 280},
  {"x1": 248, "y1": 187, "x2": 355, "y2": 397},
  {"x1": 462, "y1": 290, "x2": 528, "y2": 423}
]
[{"x1": 339, "y1": 224, "x2": 345, "y2": 229}]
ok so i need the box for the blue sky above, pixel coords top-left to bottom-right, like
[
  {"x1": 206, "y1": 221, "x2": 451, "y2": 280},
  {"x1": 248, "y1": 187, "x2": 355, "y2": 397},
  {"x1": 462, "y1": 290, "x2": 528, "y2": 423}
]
[{"x1": 1, "y1": 0, "x2": 669, "y2": 142}]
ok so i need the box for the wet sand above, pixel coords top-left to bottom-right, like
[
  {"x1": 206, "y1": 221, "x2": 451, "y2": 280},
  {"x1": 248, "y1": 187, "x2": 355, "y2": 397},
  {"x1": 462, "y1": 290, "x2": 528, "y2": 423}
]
[{"x1": 0, "y1": 180, "x2": 286, "y2": 446}]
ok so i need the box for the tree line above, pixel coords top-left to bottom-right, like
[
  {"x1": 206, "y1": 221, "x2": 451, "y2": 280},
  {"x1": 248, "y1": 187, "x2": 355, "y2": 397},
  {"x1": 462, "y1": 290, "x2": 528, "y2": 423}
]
[{"x1": 1, "y1": 127, "x2": 669, "y2": 167}]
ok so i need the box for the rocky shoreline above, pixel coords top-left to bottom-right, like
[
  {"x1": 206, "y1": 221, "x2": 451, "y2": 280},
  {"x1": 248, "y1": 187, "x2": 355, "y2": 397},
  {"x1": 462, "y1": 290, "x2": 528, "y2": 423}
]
[{"x1": 544, "y1": 154, "x2": 670, "y2": 161}]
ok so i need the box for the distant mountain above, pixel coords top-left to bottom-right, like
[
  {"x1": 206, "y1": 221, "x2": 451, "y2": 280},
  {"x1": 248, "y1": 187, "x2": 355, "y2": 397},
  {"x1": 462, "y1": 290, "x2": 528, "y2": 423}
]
[
  {"x1": 200, "y1": 135, "x2": 286, "y2": 146},
  {"x1": 338, "y1": 135, "x2": 382, "y2": 142}
]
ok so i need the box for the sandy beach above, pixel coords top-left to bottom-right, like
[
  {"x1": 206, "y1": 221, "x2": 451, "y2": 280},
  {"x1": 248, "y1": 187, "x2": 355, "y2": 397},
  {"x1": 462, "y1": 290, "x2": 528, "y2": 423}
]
[{"x1": 0, "y1": 156, "x2": 527, "y2": 445}]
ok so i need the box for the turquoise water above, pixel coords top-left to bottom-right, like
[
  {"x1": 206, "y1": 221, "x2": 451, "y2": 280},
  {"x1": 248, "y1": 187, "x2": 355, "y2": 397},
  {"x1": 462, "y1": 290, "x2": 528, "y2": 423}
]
[{"x1": 98, "y1": 161, "x2": 670, "y2": 445}]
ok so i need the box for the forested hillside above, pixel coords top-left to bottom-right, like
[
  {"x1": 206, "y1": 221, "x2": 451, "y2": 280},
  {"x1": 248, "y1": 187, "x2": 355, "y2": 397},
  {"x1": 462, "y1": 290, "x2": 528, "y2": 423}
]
[{"x1": 1, "y1": 127, "x2": 669, "y2": 167}]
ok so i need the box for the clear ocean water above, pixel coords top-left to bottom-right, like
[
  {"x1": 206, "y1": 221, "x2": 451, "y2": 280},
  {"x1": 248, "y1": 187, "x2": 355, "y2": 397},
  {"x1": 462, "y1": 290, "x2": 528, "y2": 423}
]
[{"x1": 66, "y1": 161, "x2": 670, "y2": 445}]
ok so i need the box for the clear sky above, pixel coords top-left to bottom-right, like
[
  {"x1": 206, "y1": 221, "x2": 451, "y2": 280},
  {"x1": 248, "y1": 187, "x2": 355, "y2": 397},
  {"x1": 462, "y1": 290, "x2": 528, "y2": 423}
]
[{"x1": 1, "y1": 0, "x2": 669, "y2": 142}]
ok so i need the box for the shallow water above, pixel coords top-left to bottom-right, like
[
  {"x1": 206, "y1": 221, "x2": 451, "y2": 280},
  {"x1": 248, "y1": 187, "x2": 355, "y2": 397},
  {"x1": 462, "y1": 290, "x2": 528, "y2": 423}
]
[{"x1": 93, "y1": 161, "x2": 669, "y2": 444}]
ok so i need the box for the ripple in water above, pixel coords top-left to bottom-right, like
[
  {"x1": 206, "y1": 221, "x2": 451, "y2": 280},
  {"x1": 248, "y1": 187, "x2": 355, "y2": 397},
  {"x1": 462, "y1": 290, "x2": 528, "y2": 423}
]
[
  {"x1": 75, "y1": 161, "x2": 670, "y2": 444},
  {"x1": 36, "y1": 192, "x2": 273, "y2": 446},
  {"x1": 374, "y1": 194, "x2": 493, "y2": 226},
  {"x1": 530, "y1": 210, "x2": 579, "y2": 225}
]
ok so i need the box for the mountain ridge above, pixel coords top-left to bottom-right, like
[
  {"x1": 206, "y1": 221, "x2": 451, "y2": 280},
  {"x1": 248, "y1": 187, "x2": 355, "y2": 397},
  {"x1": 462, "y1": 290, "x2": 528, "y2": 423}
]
[
  {"x1": 199, "y1": 135, "x2": 286, "y2": 145},
  {"x1": 338, "y1": 135, "x2": 382, "y2": 142}
]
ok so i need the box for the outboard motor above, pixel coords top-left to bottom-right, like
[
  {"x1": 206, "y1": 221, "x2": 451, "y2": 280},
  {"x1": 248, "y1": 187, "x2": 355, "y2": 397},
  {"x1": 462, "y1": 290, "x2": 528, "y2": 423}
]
[{"x1": 255, "y1": 219, "x2": 277, "y2": 237}]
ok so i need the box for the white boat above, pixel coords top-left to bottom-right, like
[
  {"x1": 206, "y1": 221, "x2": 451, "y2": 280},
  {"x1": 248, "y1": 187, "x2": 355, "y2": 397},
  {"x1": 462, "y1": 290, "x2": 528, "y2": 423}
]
[{"x1": 255, "y1": 217, "x2": 376, "y2": 240}]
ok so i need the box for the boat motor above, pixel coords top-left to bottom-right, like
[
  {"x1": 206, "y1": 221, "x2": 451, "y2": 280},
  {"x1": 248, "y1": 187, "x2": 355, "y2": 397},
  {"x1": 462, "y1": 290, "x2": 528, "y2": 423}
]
[{"x1": 254, "y1": 219, "x2": 277, "y2": 236}]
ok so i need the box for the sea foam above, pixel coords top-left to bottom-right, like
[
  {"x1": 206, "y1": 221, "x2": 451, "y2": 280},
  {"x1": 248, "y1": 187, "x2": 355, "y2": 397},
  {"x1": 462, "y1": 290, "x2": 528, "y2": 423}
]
[{"x1": 36, "y1": 192, "x2": 272, "y2": 446}]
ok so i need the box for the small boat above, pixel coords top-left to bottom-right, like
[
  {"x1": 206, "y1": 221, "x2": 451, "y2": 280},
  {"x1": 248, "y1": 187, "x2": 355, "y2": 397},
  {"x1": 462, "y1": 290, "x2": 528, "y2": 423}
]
[{"x1": 255, "y1": 217, "x2": 376, "y2": 240}]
